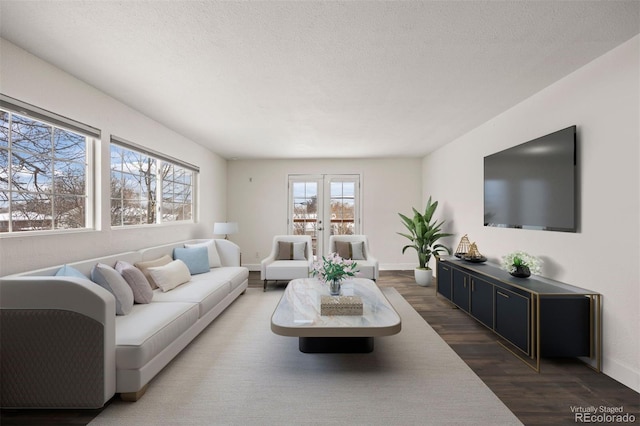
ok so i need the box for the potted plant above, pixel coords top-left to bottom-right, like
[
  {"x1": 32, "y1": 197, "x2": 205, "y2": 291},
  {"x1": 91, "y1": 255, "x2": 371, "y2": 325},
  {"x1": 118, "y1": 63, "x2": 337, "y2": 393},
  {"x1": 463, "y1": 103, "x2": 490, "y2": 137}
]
[
  {"x1": 398, "y1": 196, "x2": 452, "y2": 286},
  {"x1": 500, "y1": 251, "x2": 542, "y2": 278}
]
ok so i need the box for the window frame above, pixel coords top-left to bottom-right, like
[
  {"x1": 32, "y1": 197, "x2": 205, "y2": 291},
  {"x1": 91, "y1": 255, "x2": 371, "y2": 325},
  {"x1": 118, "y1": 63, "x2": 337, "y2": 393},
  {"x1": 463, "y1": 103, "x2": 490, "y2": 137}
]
[
  {"x1": 1, "y1": 96, "x2": 97, "y2": 236},
  {"x1": 110, "y1": 137, "x2": 198, "y2": 228}
]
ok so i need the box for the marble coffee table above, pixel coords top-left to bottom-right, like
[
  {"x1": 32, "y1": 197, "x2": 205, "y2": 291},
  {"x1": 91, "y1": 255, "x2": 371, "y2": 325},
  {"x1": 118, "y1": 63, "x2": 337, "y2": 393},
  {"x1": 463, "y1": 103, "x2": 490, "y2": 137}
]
[{"x1": 271, "y1": 278, "x2": 402, "y2": 353}]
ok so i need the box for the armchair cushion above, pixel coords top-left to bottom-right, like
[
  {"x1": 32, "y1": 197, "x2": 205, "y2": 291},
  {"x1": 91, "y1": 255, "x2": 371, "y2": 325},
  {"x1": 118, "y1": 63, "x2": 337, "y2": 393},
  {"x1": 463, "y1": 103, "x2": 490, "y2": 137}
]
[
  {"x1": 335, "y1": 241, "x2": 365, "y2": 260},
  {"x1": 276, "y1": 241, "x2": 307, "y2": 260}
]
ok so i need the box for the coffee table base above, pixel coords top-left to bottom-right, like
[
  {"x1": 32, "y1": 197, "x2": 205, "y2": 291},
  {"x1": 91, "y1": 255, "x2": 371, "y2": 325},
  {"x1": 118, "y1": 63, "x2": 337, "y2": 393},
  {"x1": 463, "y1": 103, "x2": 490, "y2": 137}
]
[{"x1": 299, "y1": 337, "x2": 374, "y2": 353}]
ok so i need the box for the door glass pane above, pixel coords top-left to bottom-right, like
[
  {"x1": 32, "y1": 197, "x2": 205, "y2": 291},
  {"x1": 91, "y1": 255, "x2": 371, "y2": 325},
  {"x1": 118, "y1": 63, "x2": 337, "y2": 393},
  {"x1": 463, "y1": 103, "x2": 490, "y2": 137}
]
[
  {"x1": 330, "y1": 181, "x2": 355, "y2": 235},
  {"x1": 291, "y1": 180, "x2": 319, "y2": 255}
]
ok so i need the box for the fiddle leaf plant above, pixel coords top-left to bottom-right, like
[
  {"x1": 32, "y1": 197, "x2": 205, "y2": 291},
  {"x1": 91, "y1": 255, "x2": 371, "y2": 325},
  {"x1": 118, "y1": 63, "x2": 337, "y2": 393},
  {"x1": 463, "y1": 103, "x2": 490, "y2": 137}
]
[{"x1": 398, "y1": 196, "x2": 453, "y2": 270}]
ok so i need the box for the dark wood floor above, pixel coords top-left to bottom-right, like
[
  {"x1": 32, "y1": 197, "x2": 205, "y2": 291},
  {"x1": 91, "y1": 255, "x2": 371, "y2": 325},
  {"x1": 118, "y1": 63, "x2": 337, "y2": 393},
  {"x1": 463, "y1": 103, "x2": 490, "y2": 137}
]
[{"x1": 2, "y1": 271, "x2": 638, "y2": 425}]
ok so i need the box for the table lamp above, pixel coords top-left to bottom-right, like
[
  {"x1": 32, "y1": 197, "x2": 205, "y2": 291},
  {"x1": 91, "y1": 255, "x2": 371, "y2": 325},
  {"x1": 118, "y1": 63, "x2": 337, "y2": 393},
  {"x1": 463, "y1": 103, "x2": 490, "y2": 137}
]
[{"x1": 214, "y1": 222, "x2": 238, "y2": 239}]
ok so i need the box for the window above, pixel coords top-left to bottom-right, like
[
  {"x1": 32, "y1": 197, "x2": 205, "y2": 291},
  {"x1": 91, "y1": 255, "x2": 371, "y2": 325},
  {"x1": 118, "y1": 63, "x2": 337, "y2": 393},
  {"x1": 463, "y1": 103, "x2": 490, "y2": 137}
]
[
  {"x1": 110, "y1": 139, "x2": 196, "y2": 227},
  {"x1": 1, "y1": 101, "x2": 95, "y2": 234}
]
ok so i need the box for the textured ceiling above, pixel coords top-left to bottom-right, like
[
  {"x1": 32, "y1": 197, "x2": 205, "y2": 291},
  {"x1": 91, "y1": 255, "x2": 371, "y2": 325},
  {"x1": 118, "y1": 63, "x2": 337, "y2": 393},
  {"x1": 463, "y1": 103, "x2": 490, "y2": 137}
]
[{"x1": 1, "y1": 1, "x2": 638, "y2": 159}]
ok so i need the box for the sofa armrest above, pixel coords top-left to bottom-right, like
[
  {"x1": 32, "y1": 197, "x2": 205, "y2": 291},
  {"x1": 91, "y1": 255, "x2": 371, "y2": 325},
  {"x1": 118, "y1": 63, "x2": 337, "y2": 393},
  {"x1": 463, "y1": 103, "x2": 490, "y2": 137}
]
[
  {"x1": 214, "y1": 239, "x2": 241, "y2": 267},
  {"x1": 0, "y1": 277, "x2": 116, "y2": 408}
]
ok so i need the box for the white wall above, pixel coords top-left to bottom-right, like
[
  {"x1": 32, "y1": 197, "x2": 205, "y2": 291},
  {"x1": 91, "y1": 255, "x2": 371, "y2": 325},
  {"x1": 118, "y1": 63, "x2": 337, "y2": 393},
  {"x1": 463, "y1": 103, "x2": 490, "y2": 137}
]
[
  {"x1": 423, "y1": 36, "x2": 640, "y2": 392},
  {"x1": 227, "y1": 158, "x2": 423, "y2": 270},
  {"x1": 0, "y1": 39, "x2": 228, "y2": 276}
]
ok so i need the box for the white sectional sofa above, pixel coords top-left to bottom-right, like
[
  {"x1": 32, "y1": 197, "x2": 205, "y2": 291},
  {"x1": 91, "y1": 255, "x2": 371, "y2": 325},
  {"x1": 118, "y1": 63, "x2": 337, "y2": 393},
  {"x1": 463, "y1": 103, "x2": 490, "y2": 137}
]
[{"x1": 0, "y1": 239, "x2": 248, "y2": 408}]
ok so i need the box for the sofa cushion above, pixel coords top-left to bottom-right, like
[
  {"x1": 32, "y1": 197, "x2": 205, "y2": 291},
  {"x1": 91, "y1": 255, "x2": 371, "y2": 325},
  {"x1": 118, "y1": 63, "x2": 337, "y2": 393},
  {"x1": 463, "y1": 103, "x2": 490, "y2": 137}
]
[
  {"x1": 135, "y1": 255, "x2": 173, "y2": 290},
  {"x1": 151, "y1": 275, "x2": 230, "y2": 318},
  {"x1": 184, "y1": 240, "x2": 222, "y2": 268},
  {"x1": 91, "y1": 263, "x2": 134, "y2": 315},
  {"x1": 173, "y1": 247, "x2": 210, "y2": 275},
  {"x1": 265, "y1": 260, "x2": 310, "y2": 280},
  {"x1": 200, "y1": 267, "x2": 249, "y2": 292},
  {"x1": 115, "y1": 261, "x2": 153, "y2": 304},
  {"x1": 115, "y1": 302, "x2": 199, "y2": 370},
  {"x1": 148, "y1": 260, "x2": 191, "y2": 292}
]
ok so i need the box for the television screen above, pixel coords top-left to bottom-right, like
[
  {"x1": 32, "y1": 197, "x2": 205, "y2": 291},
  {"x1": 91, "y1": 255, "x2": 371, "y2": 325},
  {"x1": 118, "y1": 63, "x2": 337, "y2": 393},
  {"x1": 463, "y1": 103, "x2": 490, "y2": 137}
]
[{"x1": 484, "y1": 126, "x2": 577, "y2": 232}]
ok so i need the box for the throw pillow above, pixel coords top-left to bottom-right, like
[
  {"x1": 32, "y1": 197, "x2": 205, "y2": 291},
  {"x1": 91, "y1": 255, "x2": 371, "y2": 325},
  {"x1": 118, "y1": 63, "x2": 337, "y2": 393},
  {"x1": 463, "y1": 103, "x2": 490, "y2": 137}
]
[
  {"x1": 335, "y1": 241, "x2": 352, "y2": 259},
  {"x1": 135, "y1": 255, "x2": 172, "y2": 290},
  {"x1": 184, "y1": 240, "x2": 222, "y2": 268},
  {"x1": 55, "y1": 264, "x2": 86, "y2": 278},
  {"x1": 350, "y1": 241, "x2": 366, "y2": 260},
  {"x1": 276, "y1": 241, "x2": 307, "y2": 260},
  {"x1": 147, "y1": 259, "x2": 191, "y2": 292},
  {"x1": 91, "y1": 263, "x2": 134, "y2": 315},
  {"x1": 173, "y1": 246, "x2": 210, "y2": 275},
  {"x1": 115, "y1": 260, "x2": 153, "y2": 304},
  {"x1": 334, "y1": 241, "x2": 365, "y2": 260},
  {"x1": 293, "y1": 242, "x2": 307, "y2": 260}
]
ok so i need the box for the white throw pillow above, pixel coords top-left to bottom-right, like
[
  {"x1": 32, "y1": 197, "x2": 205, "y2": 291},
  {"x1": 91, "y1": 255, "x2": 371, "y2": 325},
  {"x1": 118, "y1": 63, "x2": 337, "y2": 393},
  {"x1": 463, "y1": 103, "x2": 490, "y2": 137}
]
[
  {"x1": 350, "y1": 241, "x2": 366, "y2": 260},
  {"x1": 293, "y1": 242, "x2": 307, "y2": 260},
  {"x1": 184, "y1": 240, "x2": 222, "y2": 268},
  {"x1": 148, "y1": 259, "x2": 192, "y2": 292}
]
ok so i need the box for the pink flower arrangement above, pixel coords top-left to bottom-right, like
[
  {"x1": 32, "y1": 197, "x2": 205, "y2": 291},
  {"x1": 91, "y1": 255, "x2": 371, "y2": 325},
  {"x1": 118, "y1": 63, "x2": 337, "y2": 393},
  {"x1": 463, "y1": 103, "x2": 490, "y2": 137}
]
[{"x1": 311, "y1": 252, "x2": 359, "y2": 283}]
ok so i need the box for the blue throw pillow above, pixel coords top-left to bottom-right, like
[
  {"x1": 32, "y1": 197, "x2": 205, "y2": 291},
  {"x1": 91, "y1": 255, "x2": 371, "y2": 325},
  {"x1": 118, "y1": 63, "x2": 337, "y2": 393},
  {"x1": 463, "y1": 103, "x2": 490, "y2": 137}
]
[
  {"x1": 173, "y1": 246, "x2": 210, "y2": 275},
  {"x1": 55, "y1": 264, "x2": 86, "y2": 278}
]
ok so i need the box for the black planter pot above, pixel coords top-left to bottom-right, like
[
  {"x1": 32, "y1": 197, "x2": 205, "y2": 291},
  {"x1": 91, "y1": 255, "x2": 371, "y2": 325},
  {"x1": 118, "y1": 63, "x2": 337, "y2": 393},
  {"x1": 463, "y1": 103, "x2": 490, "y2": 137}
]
[{"x1": 510, "y1": 265, "x2": 531, "y2": 278}]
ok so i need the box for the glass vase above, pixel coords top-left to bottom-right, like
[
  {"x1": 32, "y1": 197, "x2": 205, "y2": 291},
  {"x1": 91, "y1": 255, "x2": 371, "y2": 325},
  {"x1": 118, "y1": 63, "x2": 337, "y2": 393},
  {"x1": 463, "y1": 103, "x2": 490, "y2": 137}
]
[{"x1": 329, "y1": 279, "x2": 342, "y2": 296}]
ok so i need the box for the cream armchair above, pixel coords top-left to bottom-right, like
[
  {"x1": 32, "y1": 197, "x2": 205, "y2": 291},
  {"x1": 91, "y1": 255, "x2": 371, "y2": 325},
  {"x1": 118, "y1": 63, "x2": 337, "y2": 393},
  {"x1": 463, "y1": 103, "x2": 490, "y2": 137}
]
[
  {"x1": 261, "y1": 235, "x2": 314, "y2": 291},
  {"x1": 328, "y1": 235, "x2": 379, "y2": 281}
]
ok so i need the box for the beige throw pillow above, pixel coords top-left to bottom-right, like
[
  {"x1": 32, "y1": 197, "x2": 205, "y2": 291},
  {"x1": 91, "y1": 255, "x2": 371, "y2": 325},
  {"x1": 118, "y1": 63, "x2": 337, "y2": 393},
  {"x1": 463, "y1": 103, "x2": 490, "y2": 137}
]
[
  {"x1": 148, "y1": 259, "x2": 191, "y2": 292},
  {"x1": 135, "y1": 255, "x2": 172, "y2": 289}
]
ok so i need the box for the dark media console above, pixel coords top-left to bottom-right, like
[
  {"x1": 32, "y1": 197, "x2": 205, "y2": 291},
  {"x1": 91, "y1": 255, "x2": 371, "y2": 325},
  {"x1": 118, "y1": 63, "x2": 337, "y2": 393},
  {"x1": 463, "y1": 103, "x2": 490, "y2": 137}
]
[{"x1": 436, "y1": 256, "x2": 601, "y2": 372}]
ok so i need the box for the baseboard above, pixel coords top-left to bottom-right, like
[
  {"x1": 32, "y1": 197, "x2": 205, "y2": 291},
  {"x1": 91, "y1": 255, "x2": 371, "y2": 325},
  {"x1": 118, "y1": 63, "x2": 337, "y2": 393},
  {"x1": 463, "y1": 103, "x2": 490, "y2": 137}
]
[
  {"x1": 603, "y1": 358, "x2": 640, "y2": 393},
  {"x1": 242, "y1": 263, "x2": 418, "y2": 272}
]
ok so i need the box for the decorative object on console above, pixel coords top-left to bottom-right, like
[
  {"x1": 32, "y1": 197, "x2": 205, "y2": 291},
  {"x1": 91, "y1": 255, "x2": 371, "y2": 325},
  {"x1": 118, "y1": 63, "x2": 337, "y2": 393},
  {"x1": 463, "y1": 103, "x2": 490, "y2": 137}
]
[
  {"x1": 455, "y1": 234, "x2": 471, "y2": 258},
  {"x1": 311, "y1": 252, "x2": 359, "y2": 296},
  {"x1": 501, "y1": 251, "x2": 542, "y2": 278},
  {"x1": 463, "y1": 242, "x2": 487, "y2": 263},
  {"x1": 398, "y1": 196, "x2": 452, "y2": 286},
  {"x1": 214, "y1": 221, "x2": 238, "y2": 240}
]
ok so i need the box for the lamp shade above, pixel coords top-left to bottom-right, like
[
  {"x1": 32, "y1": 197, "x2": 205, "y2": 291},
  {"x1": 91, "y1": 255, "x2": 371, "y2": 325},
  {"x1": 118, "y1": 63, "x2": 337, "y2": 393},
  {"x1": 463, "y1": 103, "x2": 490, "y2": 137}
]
[{"x1": 214, "y1": 222, "x2": 238, "y2": 238}]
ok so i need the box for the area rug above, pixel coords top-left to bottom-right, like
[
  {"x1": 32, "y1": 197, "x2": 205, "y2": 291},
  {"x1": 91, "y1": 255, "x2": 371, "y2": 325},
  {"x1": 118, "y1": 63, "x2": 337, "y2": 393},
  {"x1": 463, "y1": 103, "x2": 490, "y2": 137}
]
[{"x1": 90, "y1": 288, "x2": 522, "y2": 425}]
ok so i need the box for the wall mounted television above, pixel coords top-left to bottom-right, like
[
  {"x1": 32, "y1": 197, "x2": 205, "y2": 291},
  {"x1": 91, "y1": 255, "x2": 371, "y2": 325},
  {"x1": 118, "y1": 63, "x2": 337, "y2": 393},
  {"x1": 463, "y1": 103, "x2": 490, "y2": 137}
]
[{"x1": 484, "y1": 125, "x2": 577, "y2": 232}]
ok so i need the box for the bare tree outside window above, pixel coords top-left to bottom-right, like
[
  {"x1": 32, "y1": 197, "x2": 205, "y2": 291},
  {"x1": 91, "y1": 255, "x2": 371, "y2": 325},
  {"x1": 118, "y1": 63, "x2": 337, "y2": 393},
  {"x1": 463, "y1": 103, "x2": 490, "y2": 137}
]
[
  {"x1": 110, "y1": 143, "x2": 194, "y2": 226},
  {"x1": 0, "y1": 109, "x2": 88, "y2": 233}
]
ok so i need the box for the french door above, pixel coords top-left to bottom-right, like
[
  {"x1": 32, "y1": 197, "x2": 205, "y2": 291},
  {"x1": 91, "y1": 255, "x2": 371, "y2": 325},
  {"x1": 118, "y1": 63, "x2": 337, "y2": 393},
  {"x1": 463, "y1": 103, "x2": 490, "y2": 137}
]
[{"x1": 288, "y1": 174, "x2": 360, "y2": 258}]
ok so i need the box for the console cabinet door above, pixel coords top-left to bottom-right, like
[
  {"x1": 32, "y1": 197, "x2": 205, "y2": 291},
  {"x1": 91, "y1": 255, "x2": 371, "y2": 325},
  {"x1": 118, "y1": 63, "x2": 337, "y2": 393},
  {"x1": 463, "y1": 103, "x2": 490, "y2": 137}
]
[
  {"x1": 437, "y1": 262, "x2": 452, "y2": 300},
  {"x1": 470, "y1": 277, "x2": 494, "y2": 328},
  {"x1": 495, "y1": 288, "x2": 529, "y2": 353},
  {"x1": 452, "y1": 268, "x2": 470, "y2": 312}
]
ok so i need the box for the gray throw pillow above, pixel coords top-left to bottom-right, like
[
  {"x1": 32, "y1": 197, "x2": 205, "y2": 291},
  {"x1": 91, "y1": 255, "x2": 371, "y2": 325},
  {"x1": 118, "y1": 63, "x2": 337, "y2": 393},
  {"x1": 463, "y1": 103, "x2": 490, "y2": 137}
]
[
  {"x1": 115, "y1": 260, "x2": 153, "y2": 304},
  {"x1": 91, "y1": 263, "x2": 134, "y2": 315}
]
